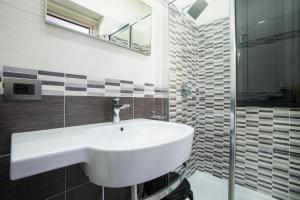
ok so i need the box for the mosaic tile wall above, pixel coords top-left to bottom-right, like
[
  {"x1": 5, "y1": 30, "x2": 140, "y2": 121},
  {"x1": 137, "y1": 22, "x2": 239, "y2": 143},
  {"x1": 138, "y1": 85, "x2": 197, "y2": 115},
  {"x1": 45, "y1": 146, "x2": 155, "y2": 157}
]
[
  {"x1": 197, "y1": 17, "x2": 231, "y2": 180},
  {"x1": 168, "y1": 5, "x2": 199, "y2": 177},
  {"x1": 0, "y1": 66, "x2": 168, "y2": 98},
  {"x1": 236, "y1": 107, "x2": 300, "y2": 200},
  {"x1": 169, "y1": 5, "x2": 300, "y2": 200}
]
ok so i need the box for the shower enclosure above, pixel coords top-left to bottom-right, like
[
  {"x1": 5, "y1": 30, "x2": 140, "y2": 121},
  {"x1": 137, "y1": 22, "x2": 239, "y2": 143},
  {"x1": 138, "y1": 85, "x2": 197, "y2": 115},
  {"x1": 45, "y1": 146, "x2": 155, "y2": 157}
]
[
  {"x1": 167, "y1": 0, "x2": 300, "y2": 200},
  {"x1": 235, "y1": 1, "x2": 300, "y2": 200}
]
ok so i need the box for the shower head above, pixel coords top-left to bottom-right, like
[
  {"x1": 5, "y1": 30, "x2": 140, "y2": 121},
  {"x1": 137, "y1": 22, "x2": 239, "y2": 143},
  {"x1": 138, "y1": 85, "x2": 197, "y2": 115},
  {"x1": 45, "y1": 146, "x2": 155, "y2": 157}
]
[{"x1": 187, "y1": 0, "x2": 208, "y2": 20}]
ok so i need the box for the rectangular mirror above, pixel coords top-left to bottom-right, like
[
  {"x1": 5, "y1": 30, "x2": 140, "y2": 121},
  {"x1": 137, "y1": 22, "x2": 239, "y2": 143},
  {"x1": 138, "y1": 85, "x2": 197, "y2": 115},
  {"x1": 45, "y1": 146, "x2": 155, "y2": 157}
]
[{"x1": 45, "y1": 0, "x2": 152, "y2": 55}]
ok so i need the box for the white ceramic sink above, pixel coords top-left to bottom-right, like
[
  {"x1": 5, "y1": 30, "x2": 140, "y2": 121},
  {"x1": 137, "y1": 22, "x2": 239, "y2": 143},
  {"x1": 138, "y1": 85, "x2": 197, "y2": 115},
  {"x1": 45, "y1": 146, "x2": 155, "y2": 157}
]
[{"x1": 10, "y1": 119, "x2": 194, "y2": 187}]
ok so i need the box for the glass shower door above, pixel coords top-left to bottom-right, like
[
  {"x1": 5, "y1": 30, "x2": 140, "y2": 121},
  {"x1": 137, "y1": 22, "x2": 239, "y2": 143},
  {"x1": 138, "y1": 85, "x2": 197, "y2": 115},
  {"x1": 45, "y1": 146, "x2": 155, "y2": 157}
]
[{"x1": 235, "y1": 0, "x2": 300, "y2": 200}]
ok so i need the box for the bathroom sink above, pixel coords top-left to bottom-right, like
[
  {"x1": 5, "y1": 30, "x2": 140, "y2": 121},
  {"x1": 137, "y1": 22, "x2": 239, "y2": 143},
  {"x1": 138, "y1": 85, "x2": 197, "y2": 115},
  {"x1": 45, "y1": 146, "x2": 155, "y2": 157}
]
[{"x1": 10, "y1": 119, "x2": 194, "y2": 187}]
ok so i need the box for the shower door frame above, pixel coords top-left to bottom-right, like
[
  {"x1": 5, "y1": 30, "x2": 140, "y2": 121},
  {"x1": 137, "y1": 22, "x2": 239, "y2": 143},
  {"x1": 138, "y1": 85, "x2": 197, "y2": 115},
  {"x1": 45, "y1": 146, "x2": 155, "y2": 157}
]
[{"x1": 228, "y1": 0, "x2": 237, "y2": 200}]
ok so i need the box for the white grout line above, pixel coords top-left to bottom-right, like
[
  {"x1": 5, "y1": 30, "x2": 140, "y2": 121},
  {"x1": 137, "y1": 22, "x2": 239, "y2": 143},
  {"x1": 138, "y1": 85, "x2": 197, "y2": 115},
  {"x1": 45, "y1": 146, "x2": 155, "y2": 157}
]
[
  {"x1": 44, "y1": 191, "x2": 65, "y2": 200},
  {"x1": 44, "y1": 182, "x2": 91, "y2": 200},
  {"x1": 66, "y1": 182, "x2": 90, "y2": 193}
]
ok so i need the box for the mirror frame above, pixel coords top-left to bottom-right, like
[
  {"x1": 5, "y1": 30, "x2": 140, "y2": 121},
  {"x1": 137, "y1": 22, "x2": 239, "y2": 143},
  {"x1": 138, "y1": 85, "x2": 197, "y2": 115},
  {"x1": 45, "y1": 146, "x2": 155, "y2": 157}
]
[{"x1": 44, "y1": 0, "x2": 152, "y2": 56}]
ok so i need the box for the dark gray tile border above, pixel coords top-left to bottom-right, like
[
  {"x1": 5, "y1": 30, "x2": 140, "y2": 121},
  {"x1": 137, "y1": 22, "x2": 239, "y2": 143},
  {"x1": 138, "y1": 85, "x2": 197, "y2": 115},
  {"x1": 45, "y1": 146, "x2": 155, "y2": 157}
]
[
  {"x1": 3, "y1": 72, "x2": 37, "y2": 79},
  {"x1": 105, "y1": 82, "x2": 120, "y2": 86},
  {"x1": 87, "y1": 84, "x2": 104, "y2": 89},
  {"x1": 121, "y1": 90, "x2": 133, "y2": 94},
  {"x1": 42, "y1": 81, "x2": 65, "y2": 86},
  {"x1": 38, "y1": 70, "x2": 64, "y2": 77},
  {"x1": 3, "y1": 66, "x2": 37, "y2": 75},
  {"x1": 134, "y1": 87, "x2": 144, "y2": 91},
  {"x1": 65, "y1": 74, "x2": 87, "y2": 79},
  {"x1": 65, "y1": 87, "x2": 87, "y2": 91},
  {"x1": 120, "y1": 80, "x2": 133, "y2": 84}
]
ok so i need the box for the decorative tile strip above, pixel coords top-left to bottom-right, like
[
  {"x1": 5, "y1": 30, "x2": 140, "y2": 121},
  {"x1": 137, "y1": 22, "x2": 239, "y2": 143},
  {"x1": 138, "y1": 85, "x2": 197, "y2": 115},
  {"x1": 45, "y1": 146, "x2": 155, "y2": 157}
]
[
  {"x1": 0, "y1": 66, "x2": 168, "y2": 98},
  {"x1": 65, "y1": 73, "x2": 87, "y2": 96},
  {"x1": 3, "y1": 66, "x2": 37, "y2": 79},
  {"x1": 87, "y1": 79, "x2": 105, "y2": 97},
  {"x1": 38, "y1": 70, "x2": 65, "y2": 96}
]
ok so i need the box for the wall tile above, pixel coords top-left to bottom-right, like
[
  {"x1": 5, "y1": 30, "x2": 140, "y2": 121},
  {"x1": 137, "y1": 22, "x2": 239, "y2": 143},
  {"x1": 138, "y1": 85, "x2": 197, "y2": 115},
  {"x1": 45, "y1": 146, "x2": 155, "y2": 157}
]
[
  {"x1": 38, "y1": 70, "x2": 65, "y2": 96},
  {"x1": 120, "y1": 80, "x2": 133, "y2": 98},
  {"x1": 104, "y1": 187, "x2": 131, "y2": 200},
  {"x1": 66, "y1": 164, "x2": 89, "y2": 190},
  {"x1": 66, "y1": 183, "x2": 102, "y2": 200},
  {"x1": 47, "y1": 193, "x2": 65, "y2": 200},
  {"x1": 65, "y1": 96, "x2": 134, "y2": 127},
  {"x1": 119, "y1": 97, "x2": 134, "y2": 120},
  {"x1": 87, "y1": 79, "x2": 105, "y2": 97},
  {"x1": 289, "y1": 109, "x2": 300, "y2": 200},
  {"x1": 105, "y1": 78, "x2": 120, "y2": 97},
  {"x1": 0, "y1": 156, "x2": 65, "y2": 200},
  {"x1": 65, "y1": 96, "x2": 112, "y2": 127},
  {"x1": 133, "y1": 85, "x2": 145, "y2": 98},
  {"x1": 0, "y1": 95, "x2": 64, "y2": 155},
  {"x1": 169, "y1": 5, "x2": 230, "y2": 178},
  {"x1": 134, "y1": 97, "x2": 163, "y2": 119},
  {"x1": 65, "y1": 74, "x2": 87, "y2": 96},
  {"x1": 3, "y1": 66, "x2": 37, "y2": 79},
  {"x1": 162, "y1": 98, "x2": 169, "y2": 121}
]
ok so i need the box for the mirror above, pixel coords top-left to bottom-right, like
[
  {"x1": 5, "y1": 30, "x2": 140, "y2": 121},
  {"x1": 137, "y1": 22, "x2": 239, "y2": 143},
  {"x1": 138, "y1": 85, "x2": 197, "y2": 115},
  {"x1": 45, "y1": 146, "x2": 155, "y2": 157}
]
[{"x1": 45, "y1": 0, "x2": 152, "y2": 55}]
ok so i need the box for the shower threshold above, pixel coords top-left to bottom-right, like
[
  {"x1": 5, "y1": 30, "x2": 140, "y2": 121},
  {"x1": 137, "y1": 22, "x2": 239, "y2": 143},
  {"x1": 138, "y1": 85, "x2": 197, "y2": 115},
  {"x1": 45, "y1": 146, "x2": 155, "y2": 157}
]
[{"x1": 188, "y1": 171, "x2": 275, "y2": 200}]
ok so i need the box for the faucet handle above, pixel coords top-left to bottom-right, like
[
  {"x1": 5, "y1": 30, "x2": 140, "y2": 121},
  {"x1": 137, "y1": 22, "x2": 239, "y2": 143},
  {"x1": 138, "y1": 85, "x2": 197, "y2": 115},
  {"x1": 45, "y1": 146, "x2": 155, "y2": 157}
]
[{"x1": 113, "y1": 97, "x2": 120, "y2": 105}]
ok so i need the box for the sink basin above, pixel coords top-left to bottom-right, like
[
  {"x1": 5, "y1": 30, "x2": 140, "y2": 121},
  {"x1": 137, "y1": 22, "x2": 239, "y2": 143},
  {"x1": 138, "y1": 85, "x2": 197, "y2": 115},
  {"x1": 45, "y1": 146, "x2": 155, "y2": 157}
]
[{"x1": 10, "y1": 119, "x2": 194, "y2": 187}]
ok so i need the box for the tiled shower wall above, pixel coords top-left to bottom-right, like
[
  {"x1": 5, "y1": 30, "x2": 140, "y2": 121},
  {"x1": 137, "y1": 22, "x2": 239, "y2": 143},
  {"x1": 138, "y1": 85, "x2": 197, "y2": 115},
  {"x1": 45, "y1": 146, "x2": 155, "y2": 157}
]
[
  {"x1": 0, "y1": 66, "x2": 168, "y2": 200},
  {"x1": 169, "y1": 5, "x2": 300, "y2": 200},
  {"x1": 236, "y1": 107, "x2": 300, "y2": 200},
  {"x1": 197, "y1": 17, "x2": 231, "y2": 180},
  {"x1": 168, "y1": 5, "x2": 199, "y2": 177}
]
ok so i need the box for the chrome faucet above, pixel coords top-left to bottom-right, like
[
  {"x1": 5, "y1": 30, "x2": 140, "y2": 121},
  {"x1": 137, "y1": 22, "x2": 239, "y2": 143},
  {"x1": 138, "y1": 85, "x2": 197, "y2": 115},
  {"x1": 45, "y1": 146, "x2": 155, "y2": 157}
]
[{"x1": 112, "y1": 97, "x2": 130, "y2": 123}]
